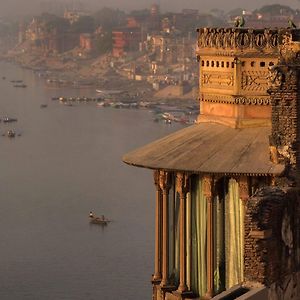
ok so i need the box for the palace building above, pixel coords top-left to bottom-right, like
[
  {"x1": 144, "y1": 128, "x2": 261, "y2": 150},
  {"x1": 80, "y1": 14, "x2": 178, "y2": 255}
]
[{"x1": 123, "y1": 28, "x2": 300, "y2": 299}]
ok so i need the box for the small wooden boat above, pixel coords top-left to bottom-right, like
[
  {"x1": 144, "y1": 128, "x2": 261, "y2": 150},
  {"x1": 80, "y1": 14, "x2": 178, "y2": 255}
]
[
  {"x1": 7, "y1": 130, "x2": 15, "y2": 138},
  {"x1": 89, "y1": 212, "x2": 110, "y2": 225},
  {"x1": 14, "y1": 84, "x2": 27, "y2": 88},
  {"x1": 3, "y1": 117, "x2": 17, "y2": 123}
]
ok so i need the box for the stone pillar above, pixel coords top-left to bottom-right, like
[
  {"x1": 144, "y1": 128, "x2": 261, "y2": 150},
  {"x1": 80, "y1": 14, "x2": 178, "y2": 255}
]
[
  {"x1": 176, "y1": 172, "x2": 190, "y2": 293},
  {"x1": 153, "y1": 170, "x2": 162, "y2": 281},
  {"x1": 203, "y1": 175, "x2": 214, "y2": 298},
  {"x1": 159, "y1": 170, "x2": 172, "y2": 287},
  {"x1": 186, "y1": 191, "x2": 192, "y2": 290},
  {"x1": 238, "y1": 175, "x2": 249, "y2": 283}
]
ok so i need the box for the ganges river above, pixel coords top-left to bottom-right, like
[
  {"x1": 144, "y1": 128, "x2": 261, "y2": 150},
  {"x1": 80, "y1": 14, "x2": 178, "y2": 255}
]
[{"x1": 0, "y1": 61, "x2": 186, "y2": 300}]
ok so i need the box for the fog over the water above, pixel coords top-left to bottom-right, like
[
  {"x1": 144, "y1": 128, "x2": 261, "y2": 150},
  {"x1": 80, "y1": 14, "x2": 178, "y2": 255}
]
[{"x1": 0, "y1": 0, "x2": 300, "y2": 17}]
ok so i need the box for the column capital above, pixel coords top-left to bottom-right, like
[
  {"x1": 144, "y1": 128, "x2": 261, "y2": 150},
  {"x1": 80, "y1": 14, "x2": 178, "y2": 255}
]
[
  {"x1": 159, "y1": 170, "x2": 172, "y2": 192},
  {"x1": 153, "y1": 170, "x2": 161, "y2": 191},
  {"x1": 176, "y1": 172, "x2": 190, "y2": 195},
  {"x1": 203, "y1": 175, "x2": 213, "y2": 201}
]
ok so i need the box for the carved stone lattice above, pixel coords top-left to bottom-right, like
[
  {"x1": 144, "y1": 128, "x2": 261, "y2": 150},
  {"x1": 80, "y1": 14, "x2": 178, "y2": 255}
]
[
  {"x1": 201, "y1": 71, "x2": 234, "y2": 89},
  {"x1": 241, "y1": 71, "x2": 269, "y2": 91}
]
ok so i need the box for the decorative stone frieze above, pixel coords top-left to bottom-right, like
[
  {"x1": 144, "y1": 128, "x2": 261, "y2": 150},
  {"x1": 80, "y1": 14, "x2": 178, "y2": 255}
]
[
  {"x1": 200, "y1": 94, "x2": 270, "y2": 105},
  {"x1": 197, "y1": 28, "x2": 281, "y2": 52}
]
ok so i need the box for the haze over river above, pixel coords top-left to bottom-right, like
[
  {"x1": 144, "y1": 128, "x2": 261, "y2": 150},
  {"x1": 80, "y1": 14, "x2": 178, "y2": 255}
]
[{"x1": 0, "y1": 61, "x2": 184, "y2": 300}]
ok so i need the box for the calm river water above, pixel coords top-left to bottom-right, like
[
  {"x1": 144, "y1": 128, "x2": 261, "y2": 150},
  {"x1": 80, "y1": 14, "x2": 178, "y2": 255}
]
[{"x1": 0, "y1": 61, "x2": 185, "y2": 300}]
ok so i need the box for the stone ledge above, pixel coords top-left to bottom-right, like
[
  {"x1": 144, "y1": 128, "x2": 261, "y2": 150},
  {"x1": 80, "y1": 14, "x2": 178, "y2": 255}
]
[{"x1": 249, "y1": 229, "x2": 272, "y2": 239}]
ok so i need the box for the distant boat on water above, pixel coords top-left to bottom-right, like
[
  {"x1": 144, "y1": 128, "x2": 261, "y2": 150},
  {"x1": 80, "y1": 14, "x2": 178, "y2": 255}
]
[
  {"x1": 14, "y1": 84, "x2": 27, "y2": 88},
  {"x1": 96, "y1": 89, "x2": 124, "y2": 95},
  {"x1": 89, "y1": 211, "x2": 110, "y2": 225},
  {"x1": 2, "y1": 117, "x2": 17, "y2": 123},
  {"x1": 7, "y1": 130, "x2": 15, "y2": 138}
]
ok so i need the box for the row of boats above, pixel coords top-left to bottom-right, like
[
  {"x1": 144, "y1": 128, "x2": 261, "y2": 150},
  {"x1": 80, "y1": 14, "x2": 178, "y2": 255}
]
[
  {"x1": 53, "y1": 96, "x2": 103, "y2": 103},
  {"x1": 53, "y1": 95, "x2": 198, "y2": 124}
]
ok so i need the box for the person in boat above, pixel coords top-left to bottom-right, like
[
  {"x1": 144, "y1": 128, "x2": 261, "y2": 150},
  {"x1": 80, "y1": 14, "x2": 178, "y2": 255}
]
[
  {"x1": 101, "y1": 215, "x2": 105, "y2": 221},
  {"x1": 89, "y1": 211, "x2": 94, "y2": 218}
]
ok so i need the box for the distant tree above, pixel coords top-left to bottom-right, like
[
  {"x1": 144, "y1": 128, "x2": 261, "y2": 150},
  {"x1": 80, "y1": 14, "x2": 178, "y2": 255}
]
[
  {"x1": 95, "y1": 31, "x2": 112, "y2": 54},
  {"x1": 195, "y1": 14, "x2": 226, "y2": 29},
  {"x1": 130, "y1": 9, "x2": 150, "y2": 17},
  {"x1": 70, "y1": 16, "x2": 95, "y2": 33},
  {"x1": 171, "y1": 13, "x2": 226, "y2": 36},
  {"x1": 226, "y1": 8, "x2": 244, "y2": 18},
  {"x1": 210, "y1": 8, "x2": 225, "y2": 19},
  {"x1": 93, "y1": 7, "x2": 126, "y2": 31},
  {"x1": 0, "y1": 21, "x2": 18, "y2": 37},
  {"x1": 254, "y1": 4, "x2": 295, "y2": 15},
  {"x1": 40, "y1": 13, "x2": 69, "y2": 33}
]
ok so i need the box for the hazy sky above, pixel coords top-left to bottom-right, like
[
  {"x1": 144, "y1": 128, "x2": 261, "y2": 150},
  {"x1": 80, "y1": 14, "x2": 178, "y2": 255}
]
[{"x1": 1, "y1": 0, "x2": 300, "y2": 17}]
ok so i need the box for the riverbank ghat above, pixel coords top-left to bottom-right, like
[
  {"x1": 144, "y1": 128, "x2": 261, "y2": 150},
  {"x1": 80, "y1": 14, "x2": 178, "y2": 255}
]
[{"x1": 123, "y1": 27, "x2": 300, "y2": 300}]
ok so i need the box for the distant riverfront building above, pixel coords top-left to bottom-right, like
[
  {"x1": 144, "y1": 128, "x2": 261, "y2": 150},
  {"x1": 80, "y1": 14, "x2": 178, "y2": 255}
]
[{"x1": 123, "y1": 27, "x2": 300, "y2": 299}]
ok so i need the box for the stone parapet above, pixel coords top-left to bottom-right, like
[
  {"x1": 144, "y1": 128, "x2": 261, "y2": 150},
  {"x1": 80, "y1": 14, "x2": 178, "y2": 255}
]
[{"x1": 197, "y1": 28, "x2": 300, "y2": 55}]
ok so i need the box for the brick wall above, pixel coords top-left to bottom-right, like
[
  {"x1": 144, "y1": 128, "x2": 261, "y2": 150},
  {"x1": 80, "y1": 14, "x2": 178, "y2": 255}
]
[
  {"x1": 269, "y1": 67, "x2": 300, "y2": 173},
  {"x1": 244, "y1": 187, "x2": 300, "y2": 288}
]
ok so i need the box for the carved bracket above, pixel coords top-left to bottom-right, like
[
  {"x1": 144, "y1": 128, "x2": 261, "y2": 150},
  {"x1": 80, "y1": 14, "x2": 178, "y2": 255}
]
[
  {"x1": 176, "y1": 172, "x2": 190, "y2": 195},
  {"x1": 203, "y1": 175, "x2": 213, "y2": 202},
  {"x1": 159, "y1": 170, "x2": 172, "y2": 192}
]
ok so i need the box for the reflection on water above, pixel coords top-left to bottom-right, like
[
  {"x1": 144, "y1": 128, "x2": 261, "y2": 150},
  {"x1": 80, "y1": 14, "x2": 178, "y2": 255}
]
[{"x1": 0, "y1": 61, "x2": 185, "y2": 300}]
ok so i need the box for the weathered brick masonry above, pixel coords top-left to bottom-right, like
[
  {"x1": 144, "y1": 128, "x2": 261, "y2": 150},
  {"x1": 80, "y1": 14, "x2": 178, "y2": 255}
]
[
  {"x1": 244, "y1": 187, "x2": 300, "y2": 286},
  {"x1": 244, "y1": 30, "x2": 300, "y2": 298}
]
